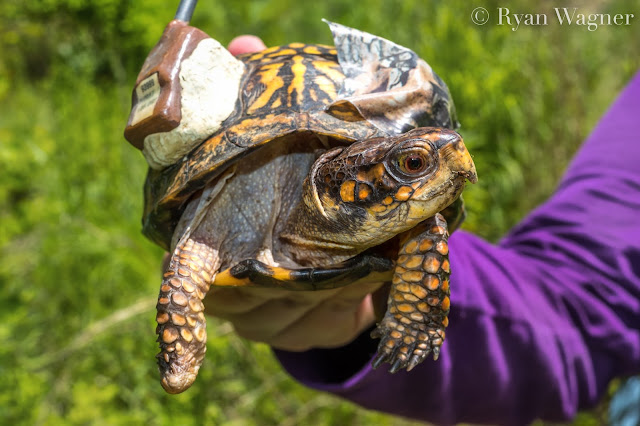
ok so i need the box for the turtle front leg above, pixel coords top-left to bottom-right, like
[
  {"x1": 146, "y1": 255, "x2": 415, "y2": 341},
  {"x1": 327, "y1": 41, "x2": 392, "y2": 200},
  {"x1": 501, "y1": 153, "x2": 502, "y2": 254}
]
[
  {"x1": 371, "y1": 213, "x2": 450, "y2": 372},
  {"x1": 156, "y1": 237, "x2": 219, "y2": 394}
]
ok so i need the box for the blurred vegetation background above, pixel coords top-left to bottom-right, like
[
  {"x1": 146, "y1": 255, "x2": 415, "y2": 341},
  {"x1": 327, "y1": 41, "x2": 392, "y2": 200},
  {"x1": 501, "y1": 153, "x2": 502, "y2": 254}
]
[{"x1": 1, "y1": 0, "x2": 639, "y2": 424}]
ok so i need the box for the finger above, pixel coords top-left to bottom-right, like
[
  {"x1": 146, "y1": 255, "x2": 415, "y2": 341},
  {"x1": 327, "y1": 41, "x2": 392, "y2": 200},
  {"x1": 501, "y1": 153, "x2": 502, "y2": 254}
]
[
  {"x1": 204, "y1": 287, "x2": 289, "y2": 316},
  {"x1": 266, "y1": 283, "x2": 380, "y2": 351},
  {"x1": 228, "y1": 35, "x2": 266, "y2": 55},
  {"x1": 371, "y1": 282, "x2": 391, "y2": 322},
  {"x1": 226, "y1": 288, "x2": 345, "y2": 342},
  {"x1": 205, "y1": 286, "x2": 340, "y2": 316}
]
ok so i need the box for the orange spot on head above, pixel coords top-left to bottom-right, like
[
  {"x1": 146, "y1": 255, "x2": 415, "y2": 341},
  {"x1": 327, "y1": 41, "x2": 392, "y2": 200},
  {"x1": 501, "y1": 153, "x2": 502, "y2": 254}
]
[
  {"x1": 395, "y1": 186, "x2": 413, "y2": 201},
  {"x1": 358, "y1": 184, "x2": 372, "y2": 200},
  {"x1": 382, "y1": 196, "x2": 394, "y2": 206},
  {"x1": 371, "y1": 163, "x2": 385, "y2": 180},
  {"x1": 370, "y1": 204, "x2": 388, "y2": 213},
  {"x1": 356, "y1": 170, "x2": 369, "y2": 182},
  {"x1": 339, "y1": 180, "x2": 356, "y2": 203}
]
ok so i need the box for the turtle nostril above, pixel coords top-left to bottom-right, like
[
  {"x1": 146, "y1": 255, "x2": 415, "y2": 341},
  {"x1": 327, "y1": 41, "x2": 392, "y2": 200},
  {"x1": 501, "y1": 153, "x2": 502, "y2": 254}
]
[{"x1": 458, "y1": 170, "x2": 478, "y2": 184}]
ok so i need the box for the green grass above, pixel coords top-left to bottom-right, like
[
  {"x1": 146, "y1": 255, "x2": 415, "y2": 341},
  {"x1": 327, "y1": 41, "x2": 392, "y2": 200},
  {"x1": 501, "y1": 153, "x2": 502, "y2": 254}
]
[{"x1": 1, "y1": 0, "x2": 639, "y2": 424}]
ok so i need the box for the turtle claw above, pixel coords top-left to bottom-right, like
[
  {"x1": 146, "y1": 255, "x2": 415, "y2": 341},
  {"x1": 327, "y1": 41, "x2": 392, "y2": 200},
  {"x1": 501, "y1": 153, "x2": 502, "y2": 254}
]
[
  {"x1": 371, "y1": 316, "x2": 445, "y2": 373},
  {"x1": 406, "y1": 353, "x2": 423, "y2": 372},
  {"x1": 370, "y1": 327, "x2": 383, "y2": 340},
  {"x1": 432, "y1": 346, "x2": 440, "y2": 361},
  {"x1": 371, "y1": 352, "x2": 389, "y2": 370},
  {"x1": 389, "y1": 358, "x2": 405, "y2": 373}
]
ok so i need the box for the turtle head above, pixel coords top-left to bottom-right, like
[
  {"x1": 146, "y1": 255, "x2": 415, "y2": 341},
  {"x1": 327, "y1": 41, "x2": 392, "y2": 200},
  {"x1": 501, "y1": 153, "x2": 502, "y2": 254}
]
[{"x1": 304, "y1": 128, "x2": 476, "y2": 249}]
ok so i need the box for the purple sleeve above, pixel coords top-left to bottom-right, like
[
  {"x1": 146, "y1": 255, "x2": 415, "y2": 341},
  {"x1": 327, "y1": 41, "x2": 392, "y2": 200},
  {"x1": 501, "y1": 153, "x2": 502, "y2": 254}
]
[{"x1": 274, "y1": 72, "x2": 640, "y2": 426}]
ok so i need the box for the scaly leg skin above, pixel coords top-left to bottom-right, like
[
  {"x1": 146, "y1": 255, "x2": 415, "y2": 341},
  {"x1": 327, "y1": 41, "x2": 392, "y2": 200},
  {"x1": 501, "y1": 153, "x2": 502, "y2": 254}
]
[
  {"x1": 371, "y1": 213, "x2": 450, "y2": 373},
  {"x1": 156, "y1": 238, "x2": 219, "y2": 394}
]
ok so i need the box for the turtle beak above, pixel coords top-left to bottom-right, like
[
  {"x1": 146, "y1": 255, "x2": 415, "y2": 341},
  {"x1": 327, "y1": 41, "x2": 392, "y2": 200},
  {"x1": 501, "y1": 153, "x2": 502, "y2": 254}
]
[
  {"x1": 460, "y1": 167, "x2": 478, "y2": 184},
  {"x1": 439, "y1": 133, "x2": 477, "y2": 185}
]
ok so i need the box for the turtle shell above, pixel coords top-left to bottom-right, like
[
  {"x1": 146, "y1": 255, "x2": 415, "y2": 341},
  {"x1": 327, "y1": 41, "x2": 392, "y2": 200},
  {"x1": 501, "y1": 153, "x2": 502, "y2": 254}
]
[{"x1": 142, "y1": 23, "x2": 458, "y2": 250}]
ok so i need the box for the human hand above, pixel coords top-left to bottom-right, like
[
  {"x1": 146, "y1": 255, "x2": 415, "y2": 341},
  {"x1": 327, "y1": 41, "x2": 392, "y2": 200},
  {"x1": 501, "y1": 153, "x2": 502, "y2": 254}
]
[
  {"x1": 204, "y1": 283, "x2": 382, "y2": 351},
  {"x1": 227, "y1": 35, "x2": 267, "y2": 55}
]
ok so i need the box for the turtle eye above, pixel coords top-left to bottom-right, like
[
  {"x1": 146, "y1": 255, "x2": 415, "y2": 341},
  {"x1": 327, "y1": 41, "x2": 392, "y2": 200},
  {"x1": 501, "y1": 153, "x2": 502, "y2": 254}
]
[
  {"x1": 403, "y1": 155, "x2": 426, "y2": 173},
  {"x1": 397, "y1": 152, "x2": 430, "y2": 175},
  {"x1": 385, "y1": 142, "x2": 437, "y2": 181}
]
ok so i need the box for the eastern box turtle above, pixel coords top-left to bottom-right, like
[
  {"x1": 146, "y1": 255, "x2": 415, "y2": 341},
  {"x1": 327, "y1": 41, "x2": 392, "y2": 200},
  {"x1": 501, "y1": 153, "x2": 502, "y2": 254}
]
[{"x1": 125, "y1": 17, "x2": 476, "y2": 394}]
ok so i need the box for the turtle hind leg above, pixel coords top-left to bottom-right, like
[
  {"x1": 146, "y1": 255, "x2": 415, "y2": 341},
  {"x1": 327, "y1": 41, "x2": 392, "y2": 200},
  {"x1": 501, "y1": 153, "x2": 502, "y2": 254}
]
[
  {"x1": 156, "y1": 237, "x2": 219, "y2": 394},
  {"x1": 371, "y1": 213, "x2": 451, "y2": 372}
]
